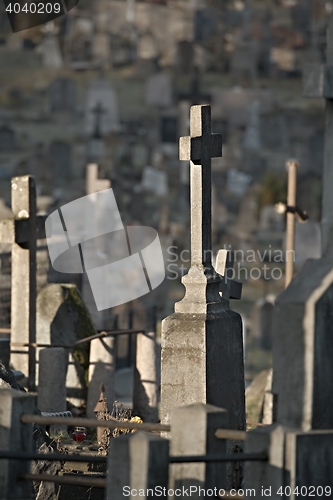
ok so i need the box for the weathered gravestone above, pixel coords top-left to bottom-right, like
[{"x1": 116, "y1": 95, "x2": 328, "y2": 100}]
[
  {"x1": 175, "y1": 41, "x2": 195, "y2": 74},
  {"x1": 87, "y1": 102, "x2": 107, "y2": 163},
  {"x1": 194, "y1": 8, "x2": 219, "y2": 43},
  {"x1": 49, "y1": 77, "x2": 76, "y2": 114},
  {"x1": 86, "y1": 335, "x2": 115, "y2": 418},
  {"x1": 36, "y1": 283, "x2": 96, "y2": 407},
  {"x1": 0, "y1": 125, "x2": 16, "y2": 152},
  {"x1": 84, "y1": 79, "x2": 120, "y2": 136},
  {"x1": 294, "y1": 219, "x2": 321, "y2": 264},
  {"x1": 161, "y1": 105, "x2": 245, "y2": 488},
  {"x1": 37, "y1": 347, "x2": 68, "y2": 428},
  {"x1": 145, "y1": 71, "x2": 172, "y2": 108},
  {"x1": 38, "y1": 33, "x2": 63, "y2": 70},
  {"x1": 141, "y1": 166, "x2": 168, "y2": 197},
  {"x1": 48, "y1": 141, "x2": 72, "y2": 187},
  {"x1": 0, "y1": 176, "x2": 46, "y2": 391}
]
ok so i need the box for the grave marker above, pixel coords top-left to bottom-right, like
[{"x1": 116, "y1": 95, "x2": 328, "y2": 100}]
[
  {"x1": 85, "y1": 79, "x2": 119, "y2": 136},
  {"x1": 161, "y1": 105, "x2": 245, "y2": 487},
  {"x1": 303, "y1": 15, "x2": 333, "y2": 257},
  {"x1": 271, "y1": 17, "x2": 333, "y2": 430},
  {"x1": 0, "y1": 176, "x2": 46, "y2": 391},
  {"x1": 215, "y1": 249, "x2": 242, "y2": 301}
]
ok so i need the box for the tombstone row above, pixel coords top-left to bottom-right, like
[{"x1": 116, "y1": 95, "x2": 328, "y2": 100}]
[{"x1": 2, "y1": 389, "x2": 333, "y2": 500}]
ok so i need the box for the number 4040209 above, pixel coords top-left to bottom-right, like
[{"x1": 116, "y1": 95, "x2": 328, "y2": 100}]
[
  {"x1": 277, "y1": 486, "x2": 332, "y2": 496},
  {"x1": 5, "y1": 2, "x2": 61, "y2": 14}
]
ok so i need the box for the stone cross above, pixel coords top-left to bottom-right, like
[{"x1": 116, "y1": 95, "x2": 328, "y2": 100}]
[
  {"x1": 303, "y1": 14, "x2": 333, "y2": 256},
  {"x1": 0, "y1": 176, "x2": 46, "y2": 391},
  {"x1": 86, "y1": 163, "x2": 111, "y2": 195},
  {"x1": 179, "y1": 105, "x2": 222, "y2": 275},
  {"x1": 216, "y1": 249, "x2": 242, "y2": 301},
  {"x1": 161, "y1": 105, "x2": 245, "y2": 490}
]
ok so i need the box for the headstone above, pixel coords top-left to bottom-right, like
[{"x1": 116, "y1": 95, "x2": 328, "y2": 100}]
[
  {"x1": 87, "y1": 102, "x2": 107, "y2": 162},
  {"x1": 70, "y1": 17, "x2": 93, "y2": 62},
  {"x1": 0, "y1": 125, "x2": 16, "y2": 151},
  {"x1": 137, "y1": 33, "x2": 159, "y2": 60},
  {"x1": 161, "y1": 105, "x2": 245, "y2": 489},
  {"x1": 85, "y1": 79, "x2": 120, "y2": 135},
  {"x1": 37, "y1": 347, "x2": 68, "y2": 432},
  {"x1": 175, "y1": 41, "x2": 195, "y2": 73},
  {"x1": 48, "y1": 141, "x2": 72, "y2": 186},
  {"x1": 145, "y1": 72, "x2": 172, "y2": 108},
  {"x1": 49, "y1": 77, "x2": 76, "y2": 114},
  {"x1": 0, "y1": 389, "x2": 35, "y2": 499},
  {"x1": 194, "y1": 8, "x2": 218, "y2": 43},
  {"x1": 92, "y1": 33, "x2": 111, "y2": 65},
  {"x1": 212, "y1": 88, "x2": 273, "y2": 127},
  {"x1": 230, "y1": 39, "x2": 258, "y2": 87},
  {"x1": 251, "y1": 295, "x2": 275, "y2": 350},
  {"x1": 161, "y1": 115, "x2": 178, "y2": 144},
  {"x1": 107, "y1": 432, "x2": 169, "y2": 500},
  {"x1": 37, "y1": 33, "x2": 63, "y2": 70},
  {"x1": 0, "y1": 339, "x2": 10, "y2": 369},
  {"x1": 86, "y1": 336, "x2": 115, "y2": 418},
  {"x1": 36, "y1": 284, "x2": 96, "y2": 407},
  {"x1": 243, "y1": 100, "x2": 261, "y2": 151},
  {"x1": 270, "y1": 47, "x2": 296, "y2": 72},
  {"x1": 142, "y1": 166, "x2": 168, "y2": 197},
  {"x1": 133, "y1": 329, "x2": 158, "y2": 422},
  {"x1": 259, "y1": 205, "x2": 284, "y2": 232},
  {"x1": 226, "y1": 169, "x2": 252, "y2": 196},
  {"x1": 170, "y1": 404, "x2": 229, "y2": 492},
  {"x1": 294, "y1": 220, "x2": 321, "y2": 264}
]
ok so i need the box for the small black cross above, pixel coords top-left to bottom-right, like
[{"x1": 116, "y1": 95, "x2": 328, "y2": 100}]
[{"x1": 216, "y1": 249, "x2": 242, "y2": 301}]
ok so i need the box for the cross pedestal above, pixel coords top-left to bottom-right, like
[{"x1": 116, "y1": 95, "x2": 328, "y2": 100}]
[{"x1": 161, "y1": 106, "x2": 245, "y2": 488}]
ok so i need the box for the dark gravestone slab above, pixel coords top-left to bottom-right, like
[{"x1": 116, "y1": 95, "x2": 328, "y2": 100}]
[
  {"x1": 49, "y1": 141, "x2": 72, "y2": 186},
  {"x1": 161, "y1": 116, "x2": 178, "y2": 144},
  {"x1": 49, "y1": 77, "x2": 76, "y2": 114},
  {"x1": 0, "y1": 125, "x2": 16, "y2": 151},
  {"x1": 175, "y1": 41, "x2": 194, "y2": 73},
  {"x1": 313, "y1": 283, "x2": 333, "y2": 429},
  {"x1": 195, "y1": 9, "x2": 218, "y2": 43}
]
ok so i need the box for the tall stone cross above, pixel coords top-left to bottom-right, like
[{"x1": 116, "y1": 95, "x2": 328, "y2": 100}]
[
  {"x1": 0, "y1": 176, "x2": 46, "y2": 391},
  {"x1": 303, "y1": 15, "x2": 333, "y2": 256},
  {"x1": 161, "y1": 105, "x2": 245, "y2": 489},
  {"x1": 179, "y1": 105, "x2": 221, "y2": 284}
]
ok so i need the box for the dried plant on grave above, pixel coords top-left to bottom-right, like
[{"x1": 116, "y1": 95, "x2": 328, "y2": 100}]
[{"x1": 97, "y1": 400, "x2": 142, "y2": 455}]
